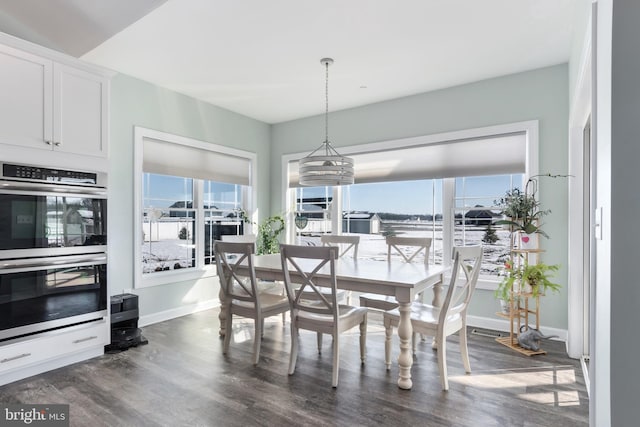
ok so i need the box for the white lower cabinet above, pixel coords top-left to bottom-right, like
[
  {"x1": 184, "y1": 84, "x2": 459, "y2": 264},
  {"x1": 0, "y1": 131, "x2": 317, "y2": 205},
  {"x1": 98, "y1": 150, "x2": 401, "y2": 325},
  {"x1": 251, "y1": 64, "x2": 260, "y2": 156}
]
[{"x1": 0, "y1": 321, "x2": 109, "y2": 385}]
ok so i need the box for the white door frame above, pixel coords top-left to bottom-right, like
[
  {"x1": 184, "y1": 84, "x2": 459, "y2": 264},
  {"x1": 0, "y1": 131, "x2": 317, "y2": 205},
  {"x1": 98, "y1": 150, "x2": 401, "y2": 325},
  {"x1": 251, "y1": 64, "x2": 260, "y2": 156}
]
[{"x1": 567, "y1": 20, "x2": 593, "y2": 359}]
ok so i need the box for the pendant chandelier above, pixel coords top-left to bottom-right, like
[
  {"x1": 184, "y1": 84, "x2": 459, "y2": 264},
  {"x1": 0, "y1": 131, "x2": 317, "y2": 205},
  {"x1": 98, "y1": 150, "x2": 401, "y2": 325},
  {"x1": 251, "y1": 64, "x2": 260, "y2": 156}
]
[{"x1": 298, "y1": 58, "x2": 354, "y2": 186}]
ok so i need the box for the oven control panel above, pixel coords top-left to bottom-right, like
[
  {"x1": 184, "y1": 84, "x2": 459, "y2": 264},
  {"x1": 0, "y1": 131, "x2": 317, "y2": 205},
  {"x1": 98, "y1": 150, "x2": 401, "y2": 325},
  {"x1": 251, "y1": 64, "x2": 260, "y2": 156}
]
[{"x1": 2, "y1": 163, "x2": 98, "y2": 185}]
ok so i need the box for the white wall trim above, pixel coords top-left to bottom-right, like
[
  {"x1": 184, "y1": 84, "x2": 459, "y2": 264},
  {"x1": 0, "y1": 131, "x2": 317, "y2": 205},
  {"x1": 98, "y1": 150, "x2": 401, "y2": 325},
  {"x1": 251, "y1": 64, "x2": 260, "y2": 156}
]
[{"x1": 138, "y1": 298, "x2": 220, "y2": 328}]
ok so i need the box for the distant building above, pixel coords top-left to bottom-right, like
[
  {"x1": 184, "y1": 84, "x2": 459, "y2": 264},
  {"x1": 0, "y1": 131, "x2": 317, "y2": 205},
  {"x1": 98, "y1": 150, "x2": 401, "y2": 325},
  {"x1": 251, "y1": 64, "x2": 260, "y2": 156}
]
[
  {"x1": 464, "y1": 208, "x2": 500, "y2": 226},
  {"x1": 343, "y1": 212, "x2": 381, "y2": 234}
]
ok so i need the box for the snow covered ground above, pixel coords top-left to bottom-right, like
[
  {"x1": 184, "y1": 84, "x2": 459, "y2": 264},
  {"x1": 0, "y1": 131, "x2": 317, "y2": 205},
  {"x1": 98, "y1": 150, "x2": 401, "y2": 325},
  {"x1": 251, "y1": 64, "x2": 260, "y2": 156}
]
[{"x1": 142, "y1": 220, "x2": 512, "y2": 277}]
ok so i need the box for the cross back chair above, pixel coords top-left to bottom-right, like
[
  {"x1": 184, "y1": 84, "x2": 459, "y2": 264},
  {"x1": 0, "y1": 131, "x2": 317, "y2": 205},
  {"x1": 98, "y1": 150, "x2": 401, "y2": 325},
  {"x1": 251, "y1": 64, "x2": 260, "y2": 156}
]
[
  {"x1": 280, "y1": 244, "x2": 367, "y2": 388},
  {"x1": 382, "y1": 245, "x2": 483, "y2": 391},
  {"x1": 320, "y1": 234, "x2": 360, "y2": 304},
  {"x1": 220, "y1": 234, "x2": 258, "y2": 244},
  {"x1": 320, "y1": 234, "x2": 360, "y2": 259},
  {"x1": 359, "y1": 236, "x2": 433, "y2": 311},
  {"x1": 214, "y1": 241, "x2": 289, "y2": 366},
  {"x1": 386, "y1": 236, "x2": 432, "y2": 264}
]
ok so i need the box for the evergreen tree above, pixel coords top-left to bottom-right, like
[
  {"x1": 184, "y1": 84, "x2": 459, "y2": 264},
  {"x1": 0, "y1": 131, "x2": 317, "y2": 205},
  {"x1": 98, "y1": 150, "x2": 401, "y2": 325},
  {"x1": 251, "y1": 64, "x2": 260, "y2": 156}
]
[{"x1": 482, "y1": 224, "x2": 499, "y2": 244}]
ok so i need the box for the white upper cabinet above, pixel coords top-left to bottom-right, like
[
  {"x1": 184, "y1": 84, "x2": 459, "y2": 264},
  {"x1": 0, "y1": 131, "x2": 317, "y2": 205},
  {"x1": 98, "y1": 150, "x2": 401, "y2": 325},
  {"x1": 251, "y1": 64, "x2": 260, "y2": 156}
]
[
  {"x1": 53, "y1": 63, "x2": 108, "y2": 157},
  {"x1": 0, "y1": 43, "x2": 108, "y2": 158},
  {"x1": 0, "y1": 45, "x2": 53, "y2": 150}
]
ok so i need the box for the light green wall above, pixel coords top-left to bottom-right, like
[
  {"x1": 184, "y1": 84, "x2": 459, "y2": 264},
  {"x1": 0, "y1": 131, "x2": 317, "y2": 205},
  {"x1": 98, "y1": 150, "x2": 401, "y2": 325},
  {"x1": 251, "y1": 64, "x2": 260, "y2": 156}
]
[
  {"x1": 271, "y1": 65, "x2": 570, "y2": 330},
  {"x1": 109, "y1": 73, "x2": 271, "y2": 317}
]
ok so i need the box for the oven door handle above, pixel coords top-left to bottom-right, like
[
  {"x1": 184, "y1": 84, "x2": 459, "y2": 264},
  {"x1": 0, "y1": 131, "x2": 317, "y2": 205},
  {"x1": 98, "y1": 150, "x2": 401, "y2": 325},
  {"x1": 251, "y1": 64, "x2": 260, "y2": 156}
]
[
  {"x1": 0, "y1": 180, "x2": 106, "y2": 198},
  {"x1": 0, "y1": 253, "x2": 107, "y2": 273}
]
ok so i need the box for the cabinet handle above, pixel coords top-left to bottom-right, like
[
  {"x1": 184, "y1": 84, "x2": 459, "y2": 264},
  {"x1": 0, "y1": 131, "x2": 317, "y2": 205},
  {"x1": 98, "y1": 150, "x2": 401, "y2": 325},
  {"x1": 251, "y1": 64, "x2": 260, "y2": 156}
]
[
  {"x1": 45, "y1": 140, "x2": 52, "y2": 145},
  {"x1": 54, "y1": 142, "x2": 61, "y2": 146},
  {"x1": 1, "y1": 353, "x2": 31, "y2": 363},
  {"x1": 72, "y1": 336, "x2": 97, "y2": 344}
]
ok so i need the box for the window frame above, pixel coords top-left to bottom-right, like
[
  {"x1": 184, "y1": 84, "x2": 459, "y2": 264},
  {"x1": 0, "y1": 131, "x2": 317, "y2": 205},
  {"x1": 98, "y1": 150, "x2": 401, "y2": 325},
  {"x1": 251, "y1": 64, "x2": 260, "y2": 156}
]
[
  {"x1": 134, "y1": 127, "x2": 256, "y2": 288},
  {"x1": 282, "y1": 121, "x2": 538, "y2": 291}
]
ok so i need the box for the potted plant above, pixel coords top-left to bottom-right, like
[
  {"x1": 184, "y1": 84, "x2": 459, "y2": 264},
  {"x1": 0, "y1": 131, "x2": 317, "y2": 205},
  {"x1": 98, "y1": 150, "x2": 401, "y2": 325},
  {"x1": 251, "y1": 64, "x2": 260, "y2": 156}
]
[
  {"x1": 256, "y1": 214, "x2": 285, "y2": 255},
  {"x1": 494, "y1": 187, "x2": 550, "y2": 238},
  {"x1": 496, "y1": 259, "x2": 561, "y2": 302}
]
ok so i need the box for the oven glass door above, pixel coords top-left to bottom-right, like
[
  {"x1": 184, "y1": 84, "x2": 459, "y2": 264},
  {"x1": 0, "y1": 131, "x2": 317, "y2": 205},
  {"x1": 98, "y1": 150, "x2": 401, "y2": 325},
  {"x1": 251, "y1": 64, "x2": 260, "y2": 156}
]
[
  {"x1": 0, "y1": 193, "x2": 106, "y2": 252},
  {"x1": 0, "y1": 255, "x2": 107, "y2": 340}
]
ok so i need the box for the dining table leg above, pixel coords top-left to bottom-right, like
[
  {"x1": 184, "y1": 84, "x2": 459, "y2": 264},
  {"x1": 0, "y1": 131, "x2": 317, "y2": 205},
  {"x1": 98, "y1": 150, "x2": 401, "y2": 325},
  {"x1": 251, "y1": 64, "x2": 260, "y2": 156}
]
[{"x1": 397, "y1": 301, "x2": 413, "y2": 390}]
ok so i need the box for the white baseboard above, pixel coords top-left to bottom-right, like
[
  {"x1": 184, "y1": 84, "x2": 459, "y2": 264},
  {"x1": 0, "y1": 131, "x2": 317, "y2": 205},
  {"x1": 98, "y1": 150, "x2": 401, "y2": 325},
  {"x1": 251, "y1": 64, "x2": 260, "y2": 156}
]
[
  {"x1": 466, "y1": 315, "x2": 568, "y2": 342},
  {"x1": 138, "y1": 299, "x2": 220, "y2": 327}
]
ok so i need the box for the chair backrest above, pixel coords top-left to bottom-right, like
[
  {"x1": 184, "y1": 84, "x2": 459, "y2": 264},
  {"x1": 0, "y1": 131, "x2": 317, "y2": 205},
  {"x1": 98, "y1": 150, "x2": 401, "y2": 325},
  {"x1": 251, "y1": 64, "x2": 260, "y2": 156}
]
[
  {"x1": 386, "y1": 236, "x2": 432, "y2": 265},
  {"x1": 320, "y1": 235, "x2": 360, "y2": 259},
  {"x1": 280, "y1": 244, "x2": 340, "y2": 320},
  {"x1": 214, "y1": 240, "x2": 260, "y2": 308},
  {"x1": 221, "y1": 234, "x2": 257, "y2": 243},
  {"x1": 438, "y1": 246, "x2": 483, "y2": 325}
]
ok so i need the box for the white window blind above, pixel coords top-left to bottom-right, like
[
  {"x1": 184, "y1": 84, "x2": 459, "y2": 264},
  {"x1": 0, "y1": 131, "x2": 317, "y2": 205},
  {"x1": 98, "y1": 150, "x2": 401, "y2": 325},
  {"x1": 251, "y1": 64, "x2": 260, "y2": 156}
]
[
  {"x1": 143, "y1": 137, "x2": 251, "y2": 185},
  {"x1": 288, "y1": 133, "x2": 526, "y2": 187}
]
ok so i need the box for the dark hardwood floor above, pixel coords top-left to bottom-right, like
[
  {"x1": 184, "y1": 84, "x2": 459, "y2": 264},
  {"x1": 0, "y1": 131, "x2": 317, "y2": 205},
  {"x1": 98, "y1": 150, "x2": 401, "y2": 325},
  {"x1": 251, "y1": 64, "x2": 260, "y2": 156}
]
[{"x1": 0, "y1": 309, "x2": 589, "y2": 426}]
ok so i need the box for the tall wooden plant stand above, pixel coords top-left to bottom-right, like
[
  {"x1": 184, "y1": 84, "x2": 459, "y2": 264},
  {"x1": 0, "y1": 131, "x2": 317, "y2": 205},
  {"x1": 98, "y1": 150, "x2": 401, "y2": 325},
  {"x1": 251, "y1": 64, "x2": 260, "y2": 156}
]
[{"x1": 495, "y1": 231, "x2": 547, "y2": 356}]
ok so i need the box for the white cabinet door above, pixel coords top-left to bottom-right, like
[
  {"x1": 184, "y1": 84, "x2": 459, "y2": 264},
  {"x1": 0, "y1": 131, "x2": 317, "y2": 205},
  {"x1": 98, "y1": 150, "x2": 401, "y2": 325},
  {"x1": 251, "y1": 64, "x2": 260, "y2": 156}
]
[
  {"x1": 0, "y1": 45, "x2": 53, "y2": 150},
  {"x1": 53, "y1": 63, "x2": 108, "y2": 157}
]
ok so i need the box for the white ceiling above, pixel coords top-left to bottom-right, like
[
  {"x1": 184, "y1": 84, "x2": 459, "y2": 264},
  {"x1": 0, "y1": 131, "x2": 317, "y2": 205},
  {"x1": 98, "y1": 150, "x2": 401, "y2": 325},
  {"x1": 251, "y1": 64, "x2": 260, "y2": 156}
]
[{"x1": 0, "y1": 0, "x2": 579, "y2": 124}]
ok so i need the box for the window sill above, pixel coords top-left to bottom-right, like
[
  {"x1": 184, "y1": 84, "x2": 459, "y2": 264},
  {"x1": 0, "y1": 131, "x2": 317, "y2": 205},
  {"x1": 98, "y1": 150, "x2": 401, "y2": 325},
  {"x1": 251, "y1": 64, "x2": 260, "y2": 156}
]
[{"x1": 137, "y1": 265, "x2": 217, "y2": 288}]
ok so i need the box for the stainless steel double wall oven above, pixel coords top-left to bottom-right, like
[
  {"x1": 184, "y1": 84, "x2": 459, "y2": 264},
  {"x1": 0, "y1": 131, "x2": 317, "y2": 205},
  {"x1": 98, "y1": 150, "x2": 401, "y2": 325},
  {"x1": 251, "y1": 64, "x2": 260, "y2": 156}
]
[{"x1": 0, "y1": 163, "x2": 108, "y2": 341}]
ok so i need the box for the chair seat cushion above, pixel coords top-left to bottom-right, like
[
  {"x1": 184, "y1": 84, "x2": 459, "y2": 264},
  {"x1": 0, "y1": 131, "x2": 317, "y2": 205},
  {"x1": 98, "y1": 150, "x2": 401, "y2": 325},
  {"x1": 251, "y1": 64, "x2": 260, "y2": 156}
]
[
  {"x1": 384, "y1": 302, "x2": 462, "y2": 331},
  {"x1": 232, "y1": 292, "x2": 289, "y2": 311},
  {"x1": 296, "y1": 305, "x2": 367, "y2": 333}
]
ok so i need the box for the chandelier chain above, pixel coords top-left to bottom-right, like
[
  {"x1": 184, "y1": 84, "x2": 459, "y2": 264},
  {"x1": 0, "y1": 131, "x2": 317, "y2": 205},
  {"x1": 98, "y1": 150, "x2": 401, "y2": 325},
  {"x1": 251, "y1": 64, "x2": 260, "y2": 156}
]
[{"x1": 325, "y1": 60, "x2": 329, "y2": 148}]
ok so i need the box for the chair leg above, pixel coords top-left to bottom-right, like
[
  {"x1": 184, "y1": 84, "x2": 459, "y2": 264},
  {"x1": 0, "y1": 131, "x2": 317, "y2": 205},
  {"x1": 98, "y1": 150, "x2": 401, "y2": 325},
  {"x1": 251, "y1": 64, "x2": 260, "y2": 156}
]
[
  {"x1": 384, "y1": 317, "x2": 393, "y2": 370},
  {"x1": 459, "y1": 326, "x2": 471, "y2": 374},
  {"x1": 332, "y1": 333, "x2": 340, "y2": 388},
  {"x1": 223, "y1": 312, "x2": 233, "y2": 355},
  {"x1": 359, "y1": 317, "x2": 367, "y2": 364},
  {"x1": 437, "y1": 334, "x2": 449, "y2": 391},
  {"x1": 412, "y1": 332, "x2": 417, "y2": 355},
  {"x1": 253, "y1": 316, "x2": 262, "y2": 366},
  {"x1": 317, "y1": 332, "x2": 323, "y2": 353},
  {"x1": 288, "y1": 321, "x2": 298, "y2": 376}
]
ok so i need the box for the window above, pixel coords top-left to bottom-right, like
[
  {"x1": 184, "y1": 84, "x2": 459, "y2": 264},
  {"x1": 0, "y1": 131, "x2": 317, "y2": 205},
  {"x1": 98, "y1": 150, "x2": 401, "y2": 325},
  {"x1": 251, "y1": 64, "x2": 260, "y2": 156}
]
[
  {"x1": 203, "y1": 180, "x2": 245, "y2": 266},
  {"x1": 134, "y1": 127, "x2": 255, "y2": 287},
  {"x1": 342, "y1": 180, "x2": 443, "y2": 265},
  {"x1": 293, "y1": 186, "x2": 332, "y2": 245},
  {"x1": 284, "y1": 121, "x2": 537, "y2": 289},
  {"x1": 452, "y1": 174, "x2": 522, "y2": 280},
  {"x1": 142, "y1": 174, "x2": 196, "y2": 273}
]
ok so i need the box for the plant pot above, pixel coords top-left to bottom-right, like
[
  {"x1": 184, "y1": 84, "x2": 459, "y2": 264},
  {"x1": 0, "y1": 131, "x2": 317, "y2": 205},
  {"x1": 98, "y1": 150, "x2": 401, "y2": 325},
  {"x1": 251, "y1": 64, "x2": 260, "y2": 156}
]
[
  {"x1": 499, "y1": 299, "x2": 511, "y2": 314},
  {"x1": 519, "y1": 232, "x2": 536, "y2": 250}
]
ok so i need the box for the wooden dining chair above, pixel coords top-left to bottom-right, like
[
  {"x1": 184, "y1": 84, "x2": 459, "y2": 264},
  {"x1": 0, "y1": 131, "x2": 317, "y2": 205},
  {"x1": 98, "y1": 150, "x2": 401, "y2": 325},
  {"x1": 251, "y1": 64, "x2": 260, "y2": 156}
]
[
  {"x1": 220, "y1": 234, "x2": 258, "y2": 244},
  {"x1": 320, "y1": 234, "x2": 360, "y2": 258},
  {"x1": 321, "y1": 234, "x2": 360, "y2": 304},
  {"x1": 280, "y1": 244, "x2": 368, "y2": 388},
  {"x1": 359, "y1": 236, "x2": 433, "y2": 310},
  {"x1": 382, "y1": 245, "x2": 483, "y2": 391},
  {"x1": 214, "y1": 240, "x2": 290, "y2": 366}
]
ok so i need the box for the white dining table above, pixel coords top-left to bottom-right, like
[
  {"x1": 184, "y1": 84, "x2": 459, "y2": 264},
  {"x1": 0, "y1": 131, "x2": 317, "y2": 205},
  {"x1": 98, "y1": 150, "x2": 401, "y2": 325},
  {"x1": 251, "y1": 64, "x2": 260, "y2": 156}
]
[{"x1": 218, "y1": 253, "x2": 447, "y2": 390}]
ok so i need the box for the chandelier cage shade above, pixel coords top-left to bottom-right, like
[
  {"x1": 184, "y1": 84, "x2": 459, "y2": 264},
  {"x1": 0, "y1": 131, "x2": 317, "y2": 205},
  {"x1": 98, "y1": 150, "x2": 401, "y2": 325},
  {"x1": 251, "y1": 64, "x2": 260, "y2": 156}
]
[{"x1": 298, "y1": 58, "x2": 355, "y2": 187}]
